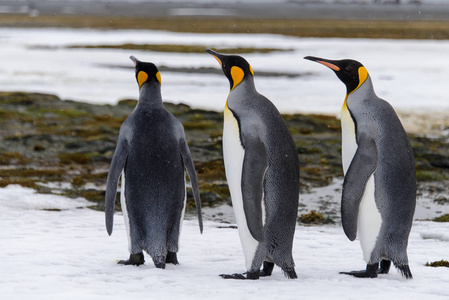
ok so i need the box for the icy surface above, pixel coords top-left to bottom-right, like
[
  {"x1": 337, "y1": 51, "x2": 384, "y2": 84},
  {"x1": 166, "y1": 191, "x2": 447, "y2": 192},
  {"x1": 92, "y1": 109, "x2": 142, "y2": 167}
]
[
  {"x1": 0, "y1": 185, "x2": 448, "y2": 299},
  {"x1": 1, "y1": 28, "x2": 449, "y2": 114}
]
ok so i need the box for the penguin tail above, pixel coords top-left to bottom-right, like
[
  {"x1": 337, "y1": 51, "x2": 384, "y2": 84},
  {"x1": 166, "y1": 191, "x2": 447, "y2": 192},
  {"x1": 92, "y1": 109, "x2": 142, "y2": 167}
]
[
  {"x1": 395, "y1": 264, "x2": 413, "y2": 279},
  {"x1": 282, "y1": 267, "x2": 298, "y2": 279}
]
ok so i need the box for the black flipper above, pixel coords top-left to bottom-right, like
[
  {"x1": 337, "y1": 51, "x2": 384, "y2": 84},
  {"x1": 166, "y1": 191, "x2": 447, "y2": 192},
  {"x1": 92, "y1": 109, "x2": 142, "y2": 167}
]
[
  {"x1": 340, "y1": 262, "x2": 379, "y2": 278},
  {"x1": 117, "y1": 252, "x2": 145, "y2": 266},
  {"x1": 341, "y1": 136, "x2": 377, "y2": 241},
  {"x1": 241, "y1": 135, "x2": 268, "y2": 243},
  {"x1": 105, "y1": 136, "x2": 128, "y2": 236},
  {"x1": 180, "y1": 135, "x2": 203, "y2": 233}
]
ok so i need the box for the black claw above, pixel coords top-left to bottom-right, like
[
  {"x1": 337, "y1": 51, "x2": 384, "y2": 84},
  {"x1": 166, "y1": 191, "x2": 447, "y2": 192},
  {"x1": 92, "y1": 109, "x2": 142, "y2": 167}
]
[{"x1": 117, "y1": 252, "x2": 145, "y2": 266}]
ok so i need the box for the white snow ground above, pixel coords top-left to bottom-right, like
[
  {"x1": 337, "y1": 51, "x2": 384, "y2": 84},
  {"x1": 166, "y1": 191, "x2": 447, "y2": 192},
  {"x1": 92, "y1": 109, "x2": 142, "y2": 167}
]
[
  {"x1": 0, "y1": 185, "x2": 448, "y2": 300},
  {"x1": 1, "y1": 27, "x2": 449, "y2": 298},
  {"x1": 1, "y1": 28, "x2": 449, "y2": 115}
]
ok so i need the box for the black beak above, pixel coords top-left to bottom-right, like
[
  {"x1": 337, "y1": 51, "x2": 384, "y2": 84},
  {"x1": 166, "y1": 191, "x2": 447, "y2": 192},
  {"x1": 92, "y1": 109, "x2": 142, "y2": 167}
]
[
  {"x1": 129, "y1": 55, "x2": 140, "y2": 66},
  {"x1": 304, "y1": 56, "x2": 341, "y2": 71},
  {"x1": 205, "y1": 49, "x2": 224, "y2": 66}
]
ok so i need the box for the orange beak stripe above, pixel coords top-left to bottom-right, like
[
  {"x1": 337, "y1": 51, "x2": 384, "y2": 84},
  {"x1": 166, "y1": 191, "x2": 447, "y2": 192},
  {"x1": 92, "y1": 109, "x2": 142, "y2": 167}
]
[{"x1": 317, "y1": 60, "x2": 340, "y2": 71}]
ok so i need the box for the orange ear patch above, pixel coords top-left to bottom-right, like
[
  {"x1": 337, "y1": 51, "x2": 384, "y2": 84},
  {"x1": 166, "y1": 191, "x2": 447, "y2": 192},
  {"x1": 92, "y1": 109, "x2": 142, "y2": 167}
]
[
  {"x1": 138, "y1": 71, "x2": 148, "y2": 89},
  {"x1": 230, "y1": 66, "x2": 244, "y2": 90}
]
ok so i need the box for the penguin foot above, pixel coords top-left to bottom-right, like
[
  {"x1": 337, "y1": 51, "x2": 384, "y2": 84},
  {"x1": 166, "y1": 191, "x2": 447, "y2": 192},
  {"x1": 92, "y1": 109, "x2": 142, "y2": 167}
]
[
  {"x1": 165, "y1": 251, "x2": 179, "y2": 265},
  {"x1": 260, "y1": 262, "x2": 274, "y2": 277},
  {"x1": 340, "y1": 263, "x2": 379, "y2": 278},
  {"x1": 378, "y1": 260, "x2": 391, "y2": 274},
  {"x1": 395, "y1": 264, "x2": 413, "y2": 279},
  {"x1": 117, "y1": 252, "x2": 145, "y2": 266},
  {"x1": 220, "y1": 270, "x2": 260, "y2": 280}
]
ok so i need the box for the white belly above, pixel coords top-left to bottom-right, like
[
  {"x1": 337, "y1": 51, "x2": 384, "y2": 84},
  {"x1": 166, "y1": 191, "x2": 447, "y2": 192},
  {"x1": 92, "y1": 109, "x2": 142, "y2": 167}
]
[
  {"x1": 223, "y1": 106, "x2": 259, "y2": 270},
  {"x1": 357, "y1": 174, "x2": 381, "y2": 262},
  {"x1": 341, "y1": 102, "x2": 381, "y2": 263},
  {"x1": 177, "y1": 177, "x2": 187, "y2": 250},
  {"x1": 120, "y1": 171, "x2": 132, "y2": 253}
]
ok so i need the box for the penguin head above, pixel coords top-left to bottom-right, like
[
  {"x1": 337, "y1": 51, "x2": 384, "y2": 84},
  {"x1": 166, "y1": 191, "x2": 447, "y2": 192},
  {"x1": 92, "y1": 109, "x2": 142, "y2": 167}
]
[
  {"x1": 205, "y1": 49, "x2": 254, "y2": 91},
  {"x1": 304, "y1": 56, "x2": 368, "y2": 94},
  {"x1": 130, "y1": 56, "x2": 161, "y2": 89}
]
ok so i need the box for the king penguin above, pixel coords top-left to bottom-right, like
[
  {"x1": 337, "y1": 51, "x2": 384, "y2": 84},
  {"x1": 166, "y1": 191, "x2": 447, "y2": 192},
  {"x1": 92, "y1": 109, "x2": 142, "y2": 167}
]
[
  {"x1": 304, "y1": 56, "x2": 416, "y2": 279},
  {"x1": 105, "y1": 56, "x2": 203, "y2": 268},
  {"x1": 206, "y1": 49, "x2": 300, "y2": 280}
]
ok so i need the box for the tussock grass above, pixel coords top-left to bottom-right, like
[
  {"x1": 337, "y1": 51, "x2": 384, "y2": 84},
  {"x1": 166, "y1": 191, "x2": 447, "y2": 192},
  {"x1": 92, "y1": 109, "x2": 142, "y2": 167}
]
[{"x1": 2, "y1": 15, "x2": 449, "y2": 40}]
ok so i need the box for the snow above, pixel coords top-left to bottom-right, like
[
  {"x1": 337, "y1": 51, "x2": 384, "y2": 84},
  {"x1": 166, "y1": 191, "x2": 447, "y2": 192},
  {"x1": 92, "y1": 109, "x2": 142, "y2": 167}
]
[
  {"x1": 1, "y1": 26, "x2": 449, "y2": 298},
  {"x1": 0, "y1": 185, "x2": 448, "y2": 300},
  {"x1": 1, "y1": 28, "x2": 449, "y2": 114}
]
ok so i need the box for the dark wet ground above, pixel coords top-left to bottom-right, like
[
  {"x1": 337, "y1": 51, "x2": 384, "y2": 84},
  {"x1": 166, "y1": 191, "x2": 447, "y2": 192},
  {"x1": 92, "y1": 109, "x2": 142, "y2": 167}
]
[{"x1": 1, "y1": 0, "x2": 449, "y2": 21}]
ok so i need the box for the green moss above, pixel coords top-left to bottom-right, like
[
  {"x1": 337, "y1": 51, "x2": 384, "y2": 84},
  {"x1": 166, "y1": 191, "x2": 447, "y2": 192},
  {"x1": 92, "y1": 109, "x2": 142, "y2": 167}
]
[
  {"x1": 58, "y1": 153, "x2": 90, "y2": 164},
  {"x1": 0, "y1": 178, "x2": 38, "y2": 188},
  {"x1": 433, "y1": 214, "x2": 449, "y2": 222},
  {"x1": 72, "y1": 176, "x2": 85, "y2": 187},
  {"x1": 426, "y1": 260, "x2": 449, "y2": 267},
  {"x1": 298, "y1": 210, "x2": 334, "y2": 225},
  {"x1": 117, "y1": 99, "x2": 137, "y2": 108},
  {"x1": 416, "y1": 170, "x2": 447, "y2": 182},
  {"x1": 0, "y1": 152, "x2": 27, "y2": 165},
  {"x1": 195, "y1": 159, "x2": 226, "y2": 181},
  {"x1": 182, "y1": 120, "x2": 217, "y2": 130}
]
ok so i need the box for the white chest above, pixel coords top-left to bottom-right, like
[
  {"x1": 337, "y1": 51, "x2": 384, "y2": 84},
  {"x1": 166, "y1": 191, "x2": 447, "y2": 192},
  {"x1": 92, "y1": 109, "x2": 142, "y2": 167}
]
[
  {"x1": 223, "y1": 105, "x2": 259, "y2": 270},
  {"x1": 340, "y1": 102, "x2": 357, "y2": 174},
  {"x1": 340, "y1": 99, "x2": 381, "y2": 263}
]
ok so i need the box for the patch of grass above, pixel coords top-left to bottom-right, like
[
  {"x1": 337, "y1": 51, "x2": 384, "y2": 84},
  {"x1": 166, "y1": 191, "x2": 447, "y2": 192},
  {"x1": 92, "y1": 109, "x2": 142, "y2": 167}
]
[
  {"x1": 195, "y1": 159, "x2": 226, "y2": 181},
  {"x1": 68, "y1": 43, "x2": 290, "y2": 54},
  {"x1": 0, "y1": 178, "x2": 38, "y2": 188},
  {"x1": 0, "y1": 168, "x2": 64, "y2": 178},
  {"x1": 298, "y1": 210, "x2": 334, "y2": 225},
  {"x1": 433, "y1": 214, "x2": 449, "y2": 222},
  {"x1": 426, "y1": 260, "x2": 449, "y2": 267},
  {"x1": 72, "y1": 176, "x2": 85, "y2": 187},
  {"x1": 416, "y1": 170, "x2": 447, "y2": 182},
  {"x1": 58, "y1": 153, "x2": 90, "y2": 164},
  {"x1": 2, "y1": 15, "x2": 449, "y2": 40},
  {"x1": 182, "y1": 120, "x2": 217, "y2": 130},
  {"x1": 0, "y1": 152, "x2": 27, "y2": 165}
]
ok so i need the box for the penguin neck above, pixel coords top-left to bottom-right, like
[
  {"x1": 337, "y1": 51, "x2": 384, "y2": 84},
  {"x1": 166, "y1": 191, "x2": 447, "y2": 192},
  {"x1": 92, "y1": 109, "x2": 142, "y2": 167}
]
[
  {"x1": 136, "y1": 83, "x2": 163, "y2": 109},
  {"x1": 234, "y1": 76, "x2": 256, "y2": 91},
  {"x1": 228, "y1": 76, "x2": 257, "y2": 104},
  {"x1": 345, "y1": 75, "x2": 376, "y2": 109}
]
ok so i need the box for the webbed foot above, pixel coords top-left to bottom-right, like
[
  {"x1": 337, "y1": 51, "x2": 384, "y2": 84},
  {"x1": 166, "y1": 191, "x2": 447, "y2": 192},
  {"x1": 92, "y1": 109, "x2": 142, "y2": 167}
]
[
  {"x1": 117, "y1": 252, "x2": 145, "y2": 266},
  {"x1": 340, "y1": 262, "x2": 379, "y2": 278},
  {"x1": 220, "y1": 270, "x2": 260, "y2": 280}
]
